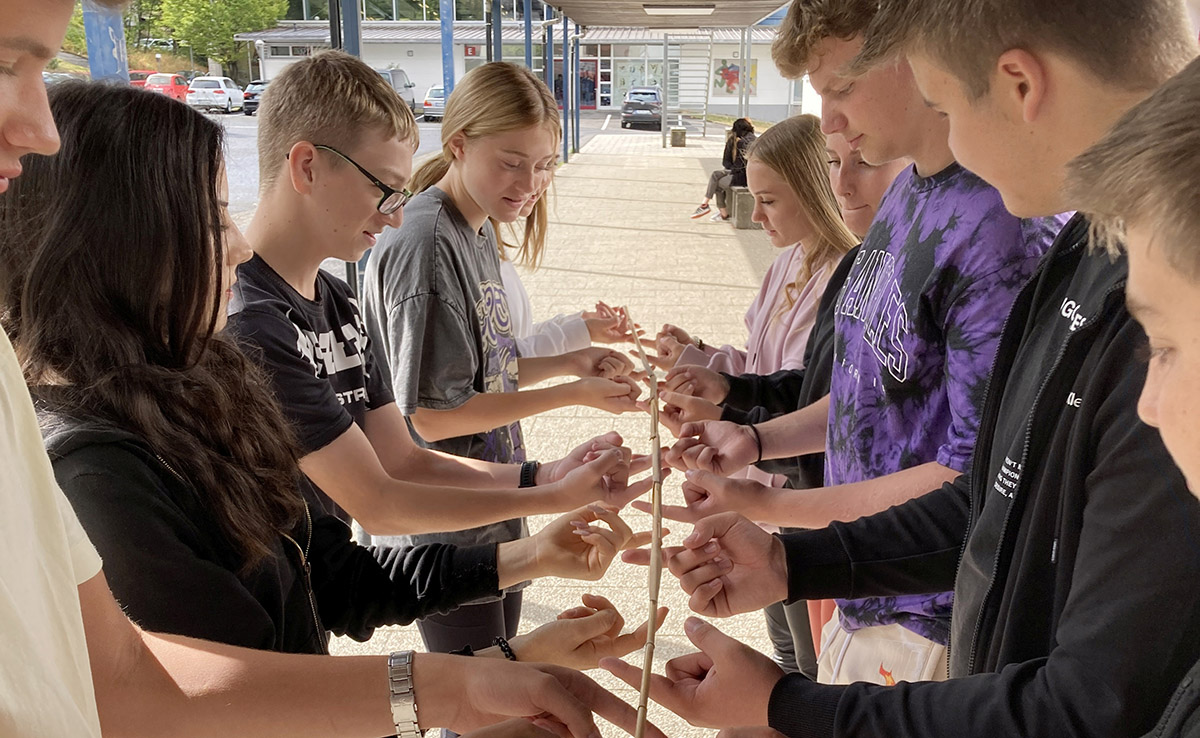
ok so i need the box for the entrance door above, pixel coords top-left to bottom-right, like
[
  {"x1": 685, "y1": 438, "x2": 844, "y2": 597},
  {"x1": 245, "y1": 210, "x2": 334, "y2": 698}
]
[{"x1": 552, "y1": 58, "x2": 599, "y2": 110}]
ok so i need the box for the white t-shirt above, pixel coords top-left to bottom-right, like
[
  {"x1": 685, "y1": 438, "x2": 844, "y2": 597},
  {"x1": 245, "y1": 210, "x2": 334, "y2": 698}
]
[
  {"x1": 0, "y1": 328, "x2": 104, "y2": 737},
  {"x1": 499, "y1": 257, "x2": 590, "y2": 358}
]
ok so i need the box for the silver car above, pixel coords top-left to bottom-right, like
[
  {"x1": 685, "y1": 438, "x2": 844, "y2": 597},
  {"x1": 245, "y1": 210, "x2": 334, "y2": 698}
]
[
  {"x1": 422, "y1": 85, "x2": 445, "y2": 122},
  {"x1": 185, "y1": 76, "x2": 244, "y2": 114}
]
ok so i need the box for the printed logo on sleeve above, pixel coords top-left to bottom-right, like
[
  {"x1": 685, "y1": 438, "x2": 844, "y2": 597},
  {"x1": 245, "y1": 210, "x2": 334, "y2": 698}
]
[
  {"x1": 1060, "y1": 298, "x2": 1089, "y2": 332},
  {"x1": 993, "y1": 455, "x2": 1023, "y2": 499}
]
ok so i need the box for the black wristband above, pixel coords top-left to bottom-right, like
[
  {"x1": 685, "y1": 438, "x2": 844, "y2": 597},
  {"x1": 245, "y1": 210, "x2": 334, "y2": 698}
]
[
  {"x1": 519, "y1": 460, "x2": 541, "y2": 488},
  {"x1": 493, "y1": 636, "x2": 518, "y2": 661},
  {"x1": 748, "y1": 424, "x2": 763, "y2": 464}
]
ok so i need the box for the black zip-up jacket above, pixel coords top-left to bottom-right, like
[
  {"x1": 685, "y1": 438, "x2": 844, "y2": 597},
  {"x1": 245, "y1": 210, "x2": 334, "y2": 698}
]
[
  {"x1": 718, "y1": 245, "x2": 860, "y2": 490},
  {"x1": 767, "y1": 216, "x2": 1200, "y2": 738},
  {"x1": 39, "y1": 412, "x2": 500, "y2": 654},
  {"x1": 1147, "y1": 657, "x2": 1200, "y2": 738},
  {"x1": 722, "y1": 132, "x2": 756, "y2": 188}
]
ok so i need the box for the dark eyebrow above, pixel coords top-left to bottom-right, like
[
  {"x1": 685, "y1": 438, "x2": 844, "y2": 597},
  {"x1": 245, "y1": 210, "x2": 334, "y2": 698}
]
[{"x1": 0, "y1": 36, "x2": 55, "y2": 61}]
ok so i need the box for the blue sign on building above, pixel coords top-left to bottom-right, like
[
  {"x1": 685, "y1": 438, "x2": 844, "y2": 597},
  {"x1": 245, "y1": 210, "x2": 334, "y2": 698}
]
[{"x1": 81, "y1": 0, "x2": 130, "y2": 83}]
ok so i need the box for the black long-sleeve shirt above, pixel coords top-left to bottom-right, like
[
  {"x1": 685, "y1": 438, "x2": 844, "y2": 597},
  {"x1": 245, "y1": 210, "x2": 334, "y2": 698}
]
[{"x1": 39, "y1": 413, "x2": 499, "y2": 654}]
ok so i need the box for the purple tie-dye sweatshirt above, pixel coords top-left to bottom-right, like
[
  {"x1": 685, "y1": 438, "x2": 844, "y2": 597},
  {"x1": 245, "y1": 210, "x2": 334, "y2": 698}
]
[{"x1": 826, "y1": 163, "x2": 1068, "y2": 644}]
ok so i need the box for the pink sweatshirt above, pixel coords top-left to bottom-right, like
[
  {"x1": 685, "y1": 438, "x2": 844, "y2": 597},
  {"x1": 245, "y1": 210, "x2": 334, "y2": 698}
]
[{"x1": 677, "y1": 243, "x2": 832, "y2": 489}]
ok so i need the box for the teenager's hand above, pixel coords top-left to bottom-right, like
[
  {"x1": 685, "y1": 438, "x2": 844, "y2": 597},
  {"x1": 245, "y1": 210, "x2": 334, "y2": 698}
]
[
  {"x1": 622, "y1": 512, "x2": 788, "y2": 618},
  {"x1": 666, "y1": 421, "x2": 759, "y2": 476},
  {"x1": 652, "y1": 335, "x2": 688, "y2": 371},
  {"x1": 600, "y1": 617, "x2": 783, "y2": 729},
  {"x1": 632, "y1": 470, "x2": 774, "y2": 524},
  {"x1": 415, "y1": 655, "x2": 669, "y2": 738},
  {"x1": 509, "y1": 594, "x2": 669, "y2": 670},
  {"x1": 554, "y1": 445, "x2": 658, "y2": 510},
  {"x1": 566, "y1": 347, "x2": 635, "y2": 379},
  {"x1": 664, "y1": 365, "x2": 731, "y2": 404},
  {"x1": 541, "y1": 432, "x2": 628, "y2": 486},
  {"x1": 531, "y1": 503, "x2": 660, "y2": 582},
  {"x1": 461, "y1": 719, "x2": 560, "y2": 738},
  {"x1": 660, "y1": 391, "x2": 723, "y2": 437},
  {"x1": 657, "y1": 323, "x2": 694, "y2": 347},
  {"x1": 583, "y1": 302, "x2": 644, "y2": 344},
  {"x1": 572, "y1": 376, "x2": 642, "y2": 414}
]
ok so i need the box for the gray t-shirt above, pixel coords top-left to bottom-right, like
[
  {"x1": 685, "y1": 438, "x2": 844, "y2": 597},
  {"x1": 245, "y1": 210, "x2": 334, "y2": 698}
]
[{"x1": 362, "y1": 188, "x2": 527, "y2": 591}]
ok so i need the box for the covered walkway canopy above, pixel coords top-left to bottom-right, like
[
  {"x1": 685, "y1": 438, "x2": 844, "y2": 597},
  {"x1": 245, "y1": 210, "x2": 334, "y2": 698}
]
[{"x1": 544, "y1": 1, "x2": 786, "y2": 29}]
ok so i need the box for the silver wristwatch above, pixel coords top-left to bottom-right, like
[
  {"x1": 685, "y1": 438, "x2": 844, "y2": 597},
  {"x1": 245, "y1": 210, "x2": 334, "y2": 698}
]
[{"x1": 388, "y1": 651, "x2": 423, "y2": 738}]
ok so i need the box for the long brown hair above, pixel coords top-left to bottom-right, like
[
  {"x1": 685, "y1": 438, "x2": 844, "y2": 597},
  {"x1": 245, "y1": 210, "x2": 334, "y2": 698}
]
[
  {"x1": 748, "y1": 115, "x2": 858, "y2": 316},
  {"x1": 0, "y1": 82, "x2": 304, "y2": 573}
]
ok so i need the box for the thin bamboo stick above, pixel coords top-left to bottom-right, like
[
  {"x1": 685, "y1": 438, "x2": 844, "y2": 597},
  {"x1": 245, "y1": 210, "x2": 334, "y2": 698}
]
[{"x1": 625, "y1": 307, "x2": 663, "y2": 738}]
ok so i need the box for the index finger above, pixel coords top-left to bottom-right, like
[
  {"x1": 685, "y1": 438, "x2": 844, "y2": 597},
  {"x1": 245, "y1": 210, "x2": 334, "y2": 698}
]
[{"x1": 543, "y1": 665, "x2": 670, "y2": 738}]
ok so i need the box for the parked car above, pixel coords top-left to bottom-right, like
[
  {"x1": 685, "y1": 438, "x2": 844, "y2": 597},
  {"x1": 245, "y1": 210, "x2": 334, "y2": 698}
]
[
  {"x1": 242, "y1": 79, "x2": 269, "y2": 115},
  {"x1": 422, "y1": 84, "x2": 445, "y2": 121},
  {"x1": 375, "y1": 68, "x2": 418, "y2": 113},
  {"x1": 144, "y1": 73, "x2": 189, "y2": 102},
  {"x1": 138, "y1": 38, "x2": 175, "y2": 51},
  {"x1": 185, "y1": 76, "x2": 244, "y2": 114},
  {"x1": 128, "y1": 70, "x2": 155, "y2": 88},
  {"x1": 620, "y1": 86, "x2": 663, "y2": 129}
]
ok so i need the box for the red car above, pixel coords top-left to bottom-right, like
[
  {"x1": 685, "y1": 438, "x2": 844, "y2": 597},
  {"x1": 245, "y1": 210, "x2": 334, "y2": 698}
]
[
  {"x1": 128, "y1": 70, "x2": 155, "y2": 88},
  {"x1": 144, "y1": 73, "x2": 189, "y2": 102}
]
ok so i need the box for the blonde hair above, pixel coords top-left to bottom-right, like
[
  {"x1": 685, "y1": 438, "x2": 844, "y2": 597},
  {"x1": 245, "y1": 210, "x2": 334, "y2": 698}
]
[
  {"x1": 855, "y1": 0, "x2": 1197, "y2": 99},
  {"x1": 433, "y1": 62, "x2": 560, "y2": 268},
  {"x1": 749, "y1": 114, "x2": 858, "y2": 315},
  {"x1": 409, "y1": 153, "x2": 551, "y2": 270},
  {"x1": 256, "y1": 50, "x2": 420, "y2": 191},
  {"x1": 771, "y1": 0, "x2": 878, "y2": 79},
  {"x1": 1067, "y1": 55, "x2": 1200, "y2": 270}
]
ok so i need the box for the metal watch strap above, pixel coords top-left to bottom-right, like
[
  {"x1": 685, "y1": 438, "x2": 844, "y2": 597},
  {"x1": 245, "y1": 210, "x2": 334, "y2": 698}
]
[{"x1": 388, "y1": 651, "x2": 423, "y2": 738}]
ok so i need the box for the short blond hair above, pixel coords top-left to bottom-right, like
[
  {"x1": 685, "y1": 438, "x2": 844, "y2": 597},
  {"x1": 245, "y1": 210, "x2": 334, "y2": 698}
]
[
  {"x1": 856, "y1": 0, "x2": 1197, "y2": 99},
  {"x1": 770, "y1": 0, "x2": 878, "y2": 79},
  {"x1": 1067, "y1": 56, "x2": 1200, "y2": 273},
  {"x1": 256, "y1": 50, "x2": 419, "y2": 190}
]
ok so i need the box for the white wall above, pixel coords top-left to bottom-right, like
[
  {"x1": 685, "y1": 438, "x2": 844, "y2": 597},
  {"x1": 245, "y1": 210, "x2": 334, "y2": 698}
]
[
  {"x1": 258, "y1": 43, "x2": 464, "y2": 93},
  {"x1": 360, "y1": 42, "x2": 463, "y2": 97}
]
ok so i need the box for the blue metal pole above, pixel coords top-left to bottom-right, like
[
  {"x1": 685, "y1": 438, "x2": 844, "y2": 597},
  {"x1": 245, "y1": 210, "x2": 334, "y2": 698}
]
[
  {"x1": 81, "y1": 0, "x2": 130, "y2": 82},
  {"x1": 524, "y1": 0, "x2": 533, "y2": 69},
  {"x1": 340, "y1": 0, "x2": 361, "y2": 57},
  {"x1": 573, "y1": 28, "x2": 581, "y2": 153},
  {"x1": 492, "y1": 0, "x2": 503, "y2": 62},
  {"x1": 562, "y1": 14, "x2": 570, "y2": 163},
  {"x1": 440, "y1": 0, "x2": 455, "y2": 96},
  {"x1": 544, "y1": 6, "x2": 553, "y2": 89}
]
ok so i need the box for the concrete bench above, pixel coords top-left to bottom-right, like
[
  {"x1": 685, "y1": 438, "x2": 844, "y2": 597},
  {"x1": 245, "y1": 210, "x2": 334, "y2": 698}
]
[{"x1": 731, "y1": 186, "x2": 761, "y2": 230}]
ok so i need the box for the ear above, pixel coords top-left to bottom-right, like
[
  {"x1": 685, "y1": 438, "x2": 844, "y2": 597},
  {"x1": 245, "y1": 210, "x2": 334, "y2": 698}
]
[
  {"x1": 446, "y1": 131, "x2": 469, "y2": 162},
  {"x1": 286, "y1": 141, "x2": 319, "y2": 196},
  {"x1": 995, "y1": 48, "x2": 1048, "y2": 124}
]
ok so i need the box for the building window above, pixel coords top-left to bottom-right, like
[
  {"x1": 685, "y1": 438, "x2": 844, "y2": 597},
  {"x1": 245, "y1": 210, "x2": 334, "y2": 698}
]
[
  {"x1": 269, "y1": 45, "x2": 291, "y2": 56},
  {"x1": 291, "y1": 46, "x2": 312, "y2": 56}
]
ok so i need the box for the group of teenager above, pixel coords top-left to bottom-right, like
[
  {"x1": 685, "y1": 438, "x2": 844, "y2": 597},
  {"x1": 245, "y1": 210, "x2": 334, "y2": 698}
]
[{"x1": 7, "y1": 0, "x2": 1200, "y2": 737}]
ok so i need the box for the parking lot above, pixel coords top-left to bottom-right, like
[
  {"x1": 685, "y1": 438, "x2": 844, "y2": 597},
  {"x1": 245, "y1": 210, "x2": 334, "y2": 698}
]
[{"x1": 212, "y1": 110, "x2": 709, "y2": 219}]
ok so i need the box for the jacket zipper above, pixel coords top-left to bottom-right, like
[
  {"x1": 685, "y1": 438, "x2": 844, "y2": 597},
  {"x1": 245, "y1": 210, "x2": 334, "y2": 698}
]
[
  {"x1": 281, "y1": 503, "x2": 327, "y2": 652},
  {"x1": 152, "y1": 454, "x2": 327, "y2": 651},
  {"x1": 964, "y1": 278, "x2": 1123, "y2": 676}
]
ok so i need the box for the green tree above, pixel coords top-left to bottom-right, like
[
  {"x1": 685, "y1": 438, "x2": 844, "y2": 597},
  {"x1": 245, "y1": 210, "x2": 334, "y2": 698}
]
[{"x1": 162, "y1": 0, "x2": 286, "y2": 68}]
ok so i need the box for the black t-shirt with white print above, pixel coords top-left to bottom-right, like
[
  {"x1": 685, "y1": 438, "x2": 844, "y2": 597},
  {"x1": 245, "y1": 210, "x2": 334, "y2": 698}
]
[{"x1": 227, "y1": 254, "x2": 394, "y2": 523}]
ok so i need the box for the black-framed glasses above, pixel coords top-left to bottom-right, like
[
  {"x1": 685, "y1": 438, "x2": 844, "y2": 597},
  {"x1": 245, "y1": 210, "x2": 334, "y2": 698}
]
[{"x1": 313, "y1": 144, "x2": 412, "y2": 215}]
